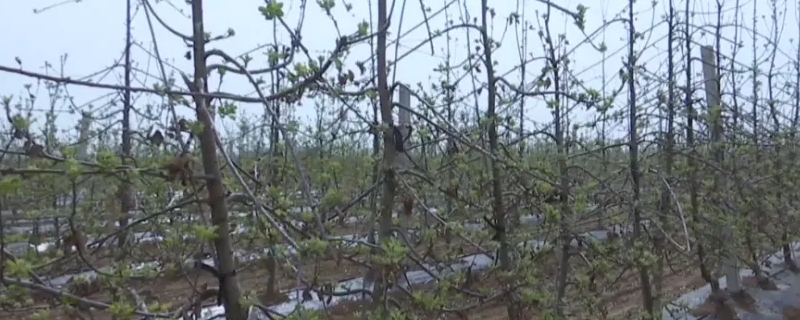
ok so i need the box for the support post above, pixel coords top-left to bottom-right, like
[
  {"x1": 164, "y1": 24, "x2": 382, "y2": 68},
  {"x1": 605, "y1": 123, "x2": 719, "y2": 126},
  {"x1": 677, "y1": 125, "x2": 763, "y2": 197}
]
[
  {"x1": 71, "y1": 112, "x2": 93, "y2": 209},
  {"x1": 396, "y1": 84, "x2": 413, "y2": 238},
  {"x1": 396, "y1": 85, "x2": 412, "y2": 165},
  {"x1": 701, "y1": 45, "x2": 740, "y2": 292}
]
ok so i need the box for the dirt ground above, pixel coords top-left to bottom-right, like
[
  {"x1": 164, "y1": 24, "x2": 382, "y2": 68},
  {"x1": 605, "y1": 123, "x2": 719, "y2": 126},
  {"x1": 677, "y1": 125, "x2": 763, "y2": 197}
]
[
  {"x1": 0, "y1": 270, "x2": 710, "y2": 320},
  {"x1": 0, "y1": 255, "x2": 710, "y2": 320},
  {"x1": 0, "y1": 218, "x2": 706, "y2": 320},
  {"x1": 0, "y1": 235, "x2": 486, "y2": 319},
  {"x1": 314, "y1": 263, "x2": 707, "y2": 320}
]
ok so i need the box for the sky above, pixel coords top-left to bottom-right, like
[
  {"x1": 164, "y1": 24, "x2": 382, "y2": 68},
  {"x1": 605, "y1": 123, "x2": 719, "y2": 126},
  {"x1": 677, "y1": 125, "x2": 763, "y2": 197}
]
[{"x1": 1, "y1": 0, "x2": 798, "y2": 148}]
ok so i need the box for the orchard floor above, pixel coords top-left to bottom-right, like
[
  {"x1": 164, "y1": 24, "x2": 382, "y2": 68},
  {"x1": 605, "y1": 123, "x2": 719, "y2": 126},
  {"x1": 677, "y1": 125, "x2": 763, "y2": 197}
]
[
  {"x1": 313, "y1": 265, "x2": 707, "y2": 320},
  {"x1": 663, "y1": 241, "x2": 800, "y2": 320},
  {"x1": 0, "y1": 211, "x2": 712, "y2": 320},
  {"x1": 0, "y1": 237, "x2": 483, "y2": 320},
  {"x1": 0, "y1": 251, "x2": 710, "y2": 320}
]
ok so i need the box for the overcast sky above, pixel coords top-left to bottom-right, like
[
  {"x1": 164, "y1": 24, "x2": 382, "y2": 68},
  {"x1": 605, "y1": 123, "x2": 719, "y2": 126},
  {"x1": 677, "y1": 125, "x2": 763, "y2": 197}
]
[{"x1": 1, "y1": 0, "x2": 796, "y2": 145}]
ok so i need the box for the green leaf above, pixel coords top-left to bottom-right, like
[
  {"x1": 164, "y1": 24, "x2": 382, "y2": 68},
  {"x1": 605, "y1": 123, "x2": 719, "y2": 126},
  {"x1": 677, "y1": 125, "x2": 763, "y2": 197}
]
[
  {"x1": 357, "y1": 21, "x2": 369, "y2": 36},
  {"x1": 108, "y1": 300, "x2": 135, "y2": 318},
  {"x1": 219, "y1": 102, "x2": 238, "y2": 119},
  {"x1": 96, "y1": 150, "x2": 120, "y2": 169},
  {"x1": 192, "y1": 224, "x2": 219, "y2": 241},
  {"x1": 0, "y1": 176, "x2": 22, "y2": 194},
  {"x1": 258, "y1": 1, "x2": 284, "y2": 20},
  {"x1": 65, "y1": 158, "x2": 82, "y2": 179}
]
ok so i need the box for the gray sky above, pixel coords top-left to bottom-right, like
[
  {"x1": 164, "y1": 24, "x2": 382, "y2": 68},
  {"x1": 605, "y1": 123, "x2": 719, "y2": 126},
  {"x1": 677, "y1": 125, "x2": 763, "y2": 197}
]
[{"x1": 1, "y1": 0, "x2": 796, "y2": 145}]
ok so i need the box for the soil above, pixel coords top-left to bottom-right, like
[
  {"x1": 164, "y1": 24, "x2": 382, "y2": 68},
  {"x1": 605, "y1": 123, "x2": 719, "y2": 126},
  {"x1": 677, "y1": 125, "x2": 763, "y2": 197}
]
[
  {"x1": 0, "y1": 221, "x2": 708, "y2": 320},
  {"x1": 0, "y1": 234, "x2": 486, "y2": 320},
  {"x1": 0, "y1": 266, "x2": 710, "y2": 320},
  {"x1": 741, "y1": 275, "x2": 780, "y2": 291},
  {"x1": 307, "y1": 263, "x2": 708, "y2": 320},
  {"x1": 0, "y1": 256, "x2": 356, "y2": 320},
  {"x1": 784, "y1": 304, "x2": 800, "y2": 320}
]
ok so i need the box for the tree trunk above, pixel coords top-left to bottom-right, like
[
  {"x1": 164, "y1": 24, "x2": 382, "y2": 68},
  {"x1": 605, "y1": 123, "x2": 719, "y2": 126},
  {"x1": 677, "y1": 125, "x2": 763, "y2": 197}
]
[{"x1": 189, "y1": 0, "x2": 246, "y2": 318}]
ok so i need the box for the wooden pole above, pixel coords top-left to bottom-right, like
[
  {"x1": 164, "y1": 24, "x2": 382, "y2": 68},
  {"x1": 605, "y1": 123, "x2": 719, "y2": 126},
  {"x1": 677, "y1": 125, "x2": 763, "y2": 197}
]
[
  {"x1": 396, "y1": 84, "x2": 413, "y2": 237},
  {"x1": 700, "y1": 45, "x2": 740, "y2": 292}
]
